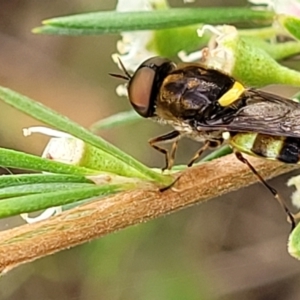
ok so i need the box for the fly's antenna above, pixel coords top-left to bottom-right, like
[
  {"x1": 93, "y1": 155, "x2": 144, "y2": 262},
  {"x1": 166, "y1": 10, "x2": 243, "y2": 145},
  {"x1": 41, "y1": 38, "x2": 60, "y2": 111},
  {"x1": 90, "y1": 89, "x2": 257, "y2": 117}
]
[
  {"x1": 109, "y1": 57, "x2": 132, "y2": 81},
  {"x1": 118, "y1": 57, "x2": 132, "y2": 79}
]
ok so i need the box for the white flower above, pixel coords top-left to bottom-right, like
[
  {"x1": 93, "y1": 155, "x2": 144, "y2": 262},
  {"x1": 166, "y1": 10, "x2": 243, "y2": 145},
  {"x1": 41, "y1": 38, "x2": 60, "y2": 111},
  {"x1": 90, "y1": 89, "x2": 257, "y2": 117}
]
[
  {"x1": 112, "y1": 0, "x2": 171, "y2": 98},
  {"x1": 24, "y1": 126, "x2": 87, "y2": 167},
  {"x1": 249, "y1": 0, "x2": 300, "y2": 17},
  {"x1": 116, "y1": 0, "x2": 153, "y2": 11},
  {"x1": 21, "y1": 127, "x2": 74, "y2": 223},
  {"x1": 178, "y1": 50, "x2": 203, "y2": 63},
  {"x1": 112, "y1": 0, "x2": 164, "y2": 73},
  {"x1": 197, "y1": 25, "x2": 238, "y2": 74},
  {"x1": 288, "y1": 175, "x2": 300, "y2": 209}
]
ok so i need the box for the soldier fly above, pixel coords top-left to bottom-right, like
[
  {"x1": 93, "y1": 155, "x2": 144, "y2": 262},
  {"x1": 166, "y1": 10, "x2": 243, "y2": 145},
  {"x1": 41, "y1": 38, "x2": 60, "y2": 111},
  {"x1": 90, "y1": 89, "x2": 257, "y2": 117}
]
[{"x1": 111, "y1": 56, "x2": 300, "y2": 228}]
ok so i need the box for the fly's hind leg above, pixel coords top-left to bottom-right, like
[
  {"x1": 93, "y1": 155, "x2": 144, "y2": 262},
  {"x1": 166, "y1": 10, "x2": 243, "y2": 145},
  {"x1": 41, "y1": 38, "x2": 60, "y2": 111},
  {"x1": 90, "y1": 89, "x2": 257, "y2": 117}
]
[
  {"x1": 149, "y1": 130, "x2": 181, "y2": 171},
  {"x1": 234, "y1": 151, "x2": 296, "y2": 229}
]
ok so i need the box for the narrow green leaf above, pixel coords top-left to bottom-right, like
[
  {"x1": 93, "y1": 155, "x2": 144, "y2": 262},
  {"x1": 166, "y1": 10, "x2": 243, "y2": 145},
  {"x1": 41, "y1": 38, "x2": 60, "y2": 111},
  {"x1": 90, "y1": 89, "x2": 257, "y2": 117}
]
[
  {"x1": 243, "y1": 38, "x2": 300, "y2": 61},
  {"x1": 0, "y1": 184, "x2": 128, "y2": 218},
  {"x1": 278, "y1": 15, "x2": 300, "y2": 41},
  {"x1": 0, "y1": 87, "x2": 172, "y2": 184},
  {"x1": 0, "y1": 174, "x2": 92, "y2": 188},
  {"x1": 33, "y1": 8, "x2": 274, "y2": 36},
  {"x1": 0, "y1": 148, "x2": 95, "y2": 175},
  {"x1": 169, "y1": 146, "x2": 232, "y2": 171},
  {"x1": 239, "y1": 26, "x2": 277, "y2": 40},
  {"x1": 90, "y1": 110, "x2": 140, "y2": 132},
  {"x1": 200, "y1": 145, "x2": 232, "y2": 162},
  {"x1": 0, "y1": 182, "x2": 95, "y2": 199}
]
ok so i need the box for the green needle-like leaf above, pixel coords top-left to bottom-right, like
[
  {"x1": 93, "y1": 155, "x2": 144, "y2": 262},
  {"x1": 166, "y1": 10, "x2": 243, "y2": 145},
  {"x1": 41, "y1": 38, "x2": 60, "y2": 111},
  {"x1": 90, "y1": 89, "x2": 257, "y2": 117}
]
[
  {"x1": 0, "y1": 148, "x2": 95, "y2": 175},
  {"x1": 0, "y1": 184, "x2": 130, "y2": 218},
  {"x1": 90, "y1": 110, "x2": 141, "y2": 132},
  {"x1": 33, "y1": 8, "x2": 274, "y2": 36},
  {"x1": 0, "y1": 87, "x2": 172, "y2": 184},
  {"x1": 200, "y1": 146, "x2": 232, "y2": 162},
  {"x1": 170, "y1": 146, "x2": 232, "y2": 171},
  {"x1": 0, "y1": 182, "x2": 95, "y2": 199},
  {"x1": 278, "y1": 15, "x2": 300, "y2": 41},
  {"x1": 0, "y1": 174, "x2": 92, "y2": 188}
]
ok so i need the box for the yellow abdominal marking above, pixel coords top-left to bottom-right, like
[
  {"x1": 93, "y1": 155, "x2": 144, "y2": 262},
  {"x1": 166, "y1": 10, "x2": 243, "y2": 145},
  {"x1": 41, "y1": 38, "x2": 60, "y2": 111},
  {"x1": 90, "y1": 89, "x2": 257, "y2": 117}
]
[{"x1": 218, "y1": 81, "x2": 245, "y2": 107}]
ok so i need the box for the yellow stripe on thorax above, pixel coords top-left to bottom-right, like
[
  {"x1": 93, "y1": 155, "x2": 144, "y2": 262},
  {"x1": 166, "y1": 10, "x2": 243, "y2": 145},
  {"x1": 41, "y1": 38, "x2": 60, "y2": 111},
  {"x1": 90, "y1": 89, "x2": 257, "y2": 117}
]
[{"x1": 218, "y1": 81, "x2": 245, "y2": 107}]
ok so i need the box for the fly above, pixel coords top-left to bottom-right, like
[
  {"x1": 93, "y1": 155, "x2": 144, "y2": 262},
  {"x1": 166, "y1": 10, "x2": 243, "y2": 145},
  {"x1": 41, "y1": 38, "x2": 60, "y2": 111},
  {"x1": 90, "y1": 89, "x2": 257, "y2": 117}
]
[{"x1": 111, "y1": 56, "x2": 300, "y2": 229}]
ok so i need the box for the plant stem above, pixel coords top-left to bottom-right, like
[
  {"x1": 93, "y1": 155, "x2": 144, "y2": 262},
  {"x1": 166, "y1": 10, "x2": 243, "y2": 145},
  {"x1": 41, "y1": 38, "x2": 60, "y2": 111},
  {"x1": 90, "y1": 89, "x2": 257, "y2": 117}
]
[{"x1": 0, "y1": 154, "x2": 296, "y2": 274}]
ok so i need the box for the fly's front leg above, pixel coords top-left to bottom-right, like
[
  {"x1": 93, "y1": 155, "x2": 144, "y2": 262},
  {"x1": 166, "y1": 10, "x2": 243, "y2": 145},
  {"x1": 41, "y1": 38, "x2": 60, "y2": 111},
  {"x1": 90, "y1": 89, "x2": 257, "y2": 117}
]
[
  {"x1": 234, "y1": 151, "x2": 296, "y2": 230},
  {"x1": 149, "y1": 130, "x2": 181, "y2": 171}
]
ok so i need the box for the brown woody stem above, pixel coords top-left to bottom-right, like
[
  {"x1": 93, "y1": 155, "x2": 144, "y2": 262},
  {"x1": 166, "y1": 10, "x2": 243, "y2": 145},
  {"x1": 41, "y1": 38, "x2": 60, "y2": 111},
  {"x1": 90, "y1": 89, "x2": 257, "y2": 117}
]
[{"x1": 0, "y1": 154, "x2": 297, "y2": 274}]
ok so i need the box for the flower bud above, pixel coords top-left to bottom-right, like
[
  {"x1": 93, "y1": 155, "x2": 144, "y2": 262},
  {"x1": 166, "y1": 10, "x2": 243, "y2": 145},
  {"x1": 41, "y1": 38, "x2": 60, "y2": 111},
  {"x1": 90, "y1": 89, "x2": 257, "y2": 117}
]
[{"x1": 199, "y1": 25, "x2": 300, "y2": 87}]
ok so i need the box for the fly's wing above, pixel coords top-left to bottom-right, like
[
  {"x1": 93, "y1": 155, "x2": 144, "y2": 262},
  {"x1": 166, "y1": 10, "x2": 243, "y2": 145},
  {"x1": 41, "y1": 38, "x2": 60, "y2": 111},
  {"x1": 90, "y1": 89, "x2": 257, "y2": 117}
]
[{"x1": 196, "y1": 89, "x2": 300, "y2": 137}]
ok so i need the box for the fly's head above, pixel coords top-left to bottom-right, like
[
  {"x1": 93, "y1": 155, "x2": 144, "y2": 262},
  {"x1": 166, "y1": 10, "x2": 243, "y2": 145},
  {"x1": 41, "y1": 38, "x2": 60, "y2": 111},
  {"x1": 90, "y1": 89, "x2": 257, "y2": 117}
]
[{"x1": 110, "y1": 57, "x2": 176, "y2": 120}]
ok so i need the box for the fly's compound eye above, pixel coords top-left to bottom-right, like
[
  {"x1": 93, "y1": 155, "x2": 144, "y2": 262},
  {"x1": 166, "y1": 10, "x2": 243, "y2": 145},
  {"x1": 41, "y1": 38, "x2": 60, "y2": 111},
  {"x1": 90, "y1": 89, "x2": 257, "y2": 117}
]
[{"x1": 128, "y1": 57, "x2": 176, "y2": 118}]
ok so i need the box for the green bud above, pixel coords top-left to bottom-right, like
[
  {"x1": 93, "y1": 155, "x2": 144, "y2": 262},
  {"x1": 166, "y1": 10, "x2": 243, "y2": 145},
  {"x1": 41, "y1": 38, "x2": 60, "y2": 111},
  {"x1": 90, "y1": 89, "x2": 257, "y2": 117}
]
[
  {"x1": 42, "y1": 136, "x2": 153, "y2": 180},
  {"x1": 200, "y1": 25, "x2": 300, "y2": 87}
]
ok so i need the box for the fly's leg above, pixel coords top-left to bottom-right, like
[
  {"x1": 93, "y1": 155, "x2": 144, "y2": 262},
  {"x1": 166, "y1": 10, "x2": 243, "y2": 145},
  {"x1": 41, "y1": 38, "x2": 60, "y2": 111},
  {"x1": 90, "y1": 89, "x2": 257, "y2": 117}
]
[
  {"x1": 149, "y1": 130, "x2": 180, "y2": 171},
  {"x1": 235, "y1": 151, "x2": 296, "y2": 229},
  {"x1": 161, "y1": 139, "x2": 222, "y2": 192},
  {"x1": 187, "y1": 140, "x2": 222, "y2": 167},
  {"x1": 187, "y1": 141, "x2": 210, "y2": 167}
]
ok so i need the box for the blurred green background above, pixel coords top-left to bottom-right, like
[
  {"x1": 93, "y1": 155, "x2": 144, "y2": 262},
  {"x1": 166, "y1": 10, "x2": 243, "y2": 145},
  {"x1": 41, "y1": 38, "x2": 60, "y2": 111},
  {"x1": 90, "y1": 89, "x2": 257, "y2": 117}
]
[{"x1": 1, "y1": 1, "x2": 300, "y2": 299}]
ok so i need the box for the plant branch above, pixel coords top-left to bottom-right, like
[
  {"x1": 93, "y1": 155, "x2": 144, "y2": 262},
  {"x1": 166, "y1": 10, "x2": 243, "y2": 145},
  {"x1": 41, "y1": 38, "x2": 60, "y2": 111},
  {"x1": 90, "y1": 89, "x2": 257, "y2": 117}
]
[{"x1": 0, "y1": 154, "x2": 297, "y2": 274}]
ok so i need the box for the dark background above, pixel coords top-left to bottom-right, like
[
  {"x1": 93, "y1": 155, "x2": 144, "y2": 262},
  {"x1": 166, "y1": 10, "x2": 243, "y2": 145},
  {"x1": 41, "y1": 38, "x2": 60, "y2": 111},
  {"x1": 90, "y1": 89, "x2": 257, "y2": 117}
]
[{"x1": 1, "y1": 1, "x2": 300, "y2": 299}]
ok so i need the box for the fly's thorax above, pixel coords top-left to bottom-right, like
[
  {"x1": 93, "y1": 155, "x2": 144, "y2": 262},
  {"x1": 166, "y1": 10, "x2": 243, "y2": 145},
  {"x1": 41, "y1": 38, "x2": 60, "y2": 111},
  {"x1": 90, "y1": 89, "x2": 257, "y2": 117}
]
[
  {"x1": 154, "y1": 72, "x2": 187, "y2": 120},
  {"x1": 154, "y1": 73, "x2": 211, "y2": 122},
  {"x1": 153, "y1": 65, "x2": 241, "y2": 125}
]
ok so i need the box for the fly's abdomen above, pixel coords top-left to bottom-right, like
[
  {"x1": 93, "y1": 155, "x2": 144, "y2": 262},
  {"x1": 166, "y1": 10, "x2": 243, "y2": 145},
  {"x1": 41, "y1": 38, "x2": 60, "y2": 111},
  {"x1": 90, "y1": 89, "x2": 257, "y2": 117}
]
[{"x1": 229, "y1": 133, "x2": 300, "y2": 164}]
